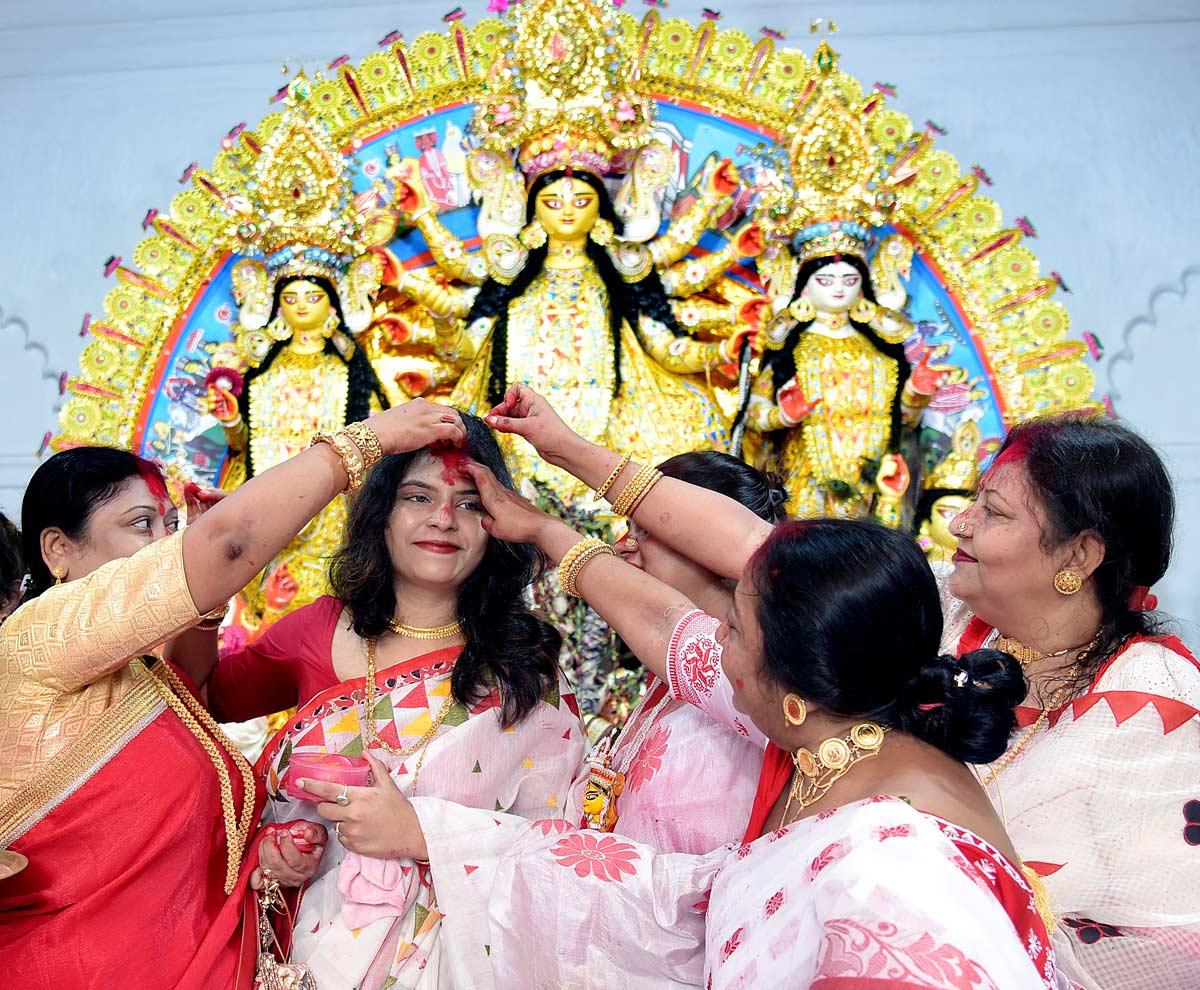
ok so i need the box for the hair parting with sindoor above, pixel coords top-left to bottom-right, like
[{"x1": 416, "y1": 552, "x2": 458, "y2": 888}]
[{"x1": 328, "y1": 411, "x2": 560, "y2": 726}]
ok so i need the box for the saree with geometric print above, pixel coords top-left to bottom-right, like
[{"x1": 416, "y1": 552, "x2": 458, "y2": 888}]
[{"x1": 255, "y1": 640, "x2": 584, "y2": 990}]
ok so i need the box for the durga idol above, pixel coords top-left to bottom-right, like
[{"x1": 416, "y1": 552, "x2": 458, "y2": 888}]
[{"x1": 376, "y1": 0, "x2": 765, "y2": 503}]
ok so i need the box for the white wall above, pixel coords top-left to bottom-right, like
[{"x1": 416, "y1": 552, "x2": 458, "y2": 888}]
[{"x1": 1, "y1": 0, "x2": 1198, "y2": 629}]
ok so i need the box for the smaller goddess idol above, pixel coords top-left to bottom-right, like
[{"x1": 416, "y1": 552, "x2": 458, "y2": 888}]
[
  {"x1": 741, "y1": 50, "x2": 950, "y2": 526},
  {"x1": 202, "y1": 85, "x2": 389, "y2": 629}
]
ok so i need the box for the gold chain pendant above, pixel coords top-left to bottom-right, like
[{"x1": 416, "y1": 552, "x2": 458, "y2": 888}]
[{"x1": 783, "y1": 721, "x2": 887, "y2": 824}]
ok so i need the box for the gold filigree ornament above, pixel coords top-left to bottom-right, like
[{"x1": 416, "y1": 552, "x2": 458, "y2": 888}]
[
  {"x1": 225, "y1": 76, "x2": 383, "y2": 341},
  {"x1": 758, "y1": 41, "x2": 913, "y2": 271}
]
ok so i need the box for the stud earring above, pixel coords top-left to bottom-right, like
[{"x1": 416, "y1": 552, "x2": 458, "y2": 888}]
[
  {"x1": 1053, "y1": 568, "x2": 1083, "y2": 596},
  {"x1": 783, "y1": 693, "x2": 807, "y2": 726},
  {"x1": 53, "y1": 566, "x2": 65, "y2": 585}
]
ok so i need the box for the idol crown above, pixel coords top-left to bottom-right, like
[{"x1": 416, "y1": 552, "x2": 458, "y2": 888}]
[
  {"x1": 470, "y1": 0, "x2": 655, "y2": 180},
  {"x1": 226, "y1": 75, "x2": 367, "y2": 281},
  {"x1": 761, "y1": 41, "x2": 914, "y2": 264}
]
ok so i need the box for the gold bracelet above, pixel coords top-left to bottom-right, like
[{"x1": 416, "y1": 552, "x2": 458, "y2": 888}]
[
  {"x1": 557, "y1": 538, "x2": 607, "y2": 597},
  {"x1": 610, "y1": 465, "x2": 662, "y2": 517},
  {"x1": 625, "y1": 469, "x2": 662, "y2": 517},
  {"x1": 561, "y1": 541, "x2": 617, "y2": 597},
  {"x1": 195, "y1": 601, "x2": 229, "y2": 631},
  {"x1": 594, "y1": 453, "x2": 631, "y2": 501},
  {"x1": 342, "y1": 421, "x2": 384, "y2": 474},
  {"x1": 311, "y1": 430, "x2": 366, "y2": 493}
]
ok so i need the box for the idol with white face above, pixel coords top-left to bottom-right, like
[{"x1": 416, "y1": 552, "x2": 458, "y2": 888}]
[{"x1": 801, "y1": 259, "x2": 864, "y2": 315}]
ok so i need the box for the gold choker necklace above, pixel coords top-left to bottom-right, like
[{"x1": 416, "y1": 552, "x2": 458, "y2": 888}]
[
  {"x1": 781, "y1": 721, "x2": 887, "y2": 825},
  {"x1": 387, "y1": 618, "x2": 463, "y2": 640},
  {"x1": 993, "y1": 632, "x2": 1099, "y2": 669}
]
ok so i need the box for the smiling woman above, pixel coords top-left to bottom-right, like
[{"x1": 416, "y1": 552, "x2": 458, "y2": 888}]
[{"x1": 206, "y1": 410, "x2": 585, "y2": 989}]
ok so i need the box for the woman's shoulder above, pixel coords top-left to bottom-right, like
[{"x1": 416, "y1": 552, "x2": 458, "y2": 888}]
[{"x1": 1092, "y1": 634, "x2": 1200, "y2": 706}]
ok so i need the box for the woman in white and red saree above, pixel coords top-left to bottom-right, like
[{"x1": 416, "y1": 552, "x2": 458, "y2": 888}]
[
  {"x1": 207, "y1": 412, "x2": 585, "y2": 989},
  {"x1": 940, "y1": 417, "x2": 1200, "y2": 989},
  {"x1": 469, "y1": 385, "x2": 1062, "y2": 988},
  {"x1": 363, "y1": 450, "x2": 781, "y2": 988},
  {"x1": 0, "y1": 399, "x2": 465, "y2": 988}
]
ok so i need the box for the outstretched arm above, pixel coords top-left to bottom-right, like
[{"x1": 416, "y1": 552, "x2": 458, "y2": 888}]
[
  {"x1": 182, "y1": 399, "x2": 465, "y2": 611},
  {"x1": 484, "y1": 385, "x2": 772, "y2": 580},
  {"x1": 462, "y1": 462, "x2": 692, "y2": 683}
]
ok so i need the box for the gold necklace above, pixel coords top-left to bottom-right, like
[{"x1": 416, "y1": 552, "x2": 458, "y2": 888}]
[
  {"x1": 780, "y1": 721, "x2": 887, "y2": 826},
  {"x1": 145, "y1": 661, "x2": 257, "y2": 893},
  {"x1": 386, "y1": 618, "x2": 463, "y2": 641},
  {"x1": 993, "y1": 631, "x2": 1099, "y2": 669},
  {"x1": 363, "y1": 637, "x2": 454, "y2": 782},
  {"x1": 980, "y1": 677, "x2": 1077, "y2": 786}
]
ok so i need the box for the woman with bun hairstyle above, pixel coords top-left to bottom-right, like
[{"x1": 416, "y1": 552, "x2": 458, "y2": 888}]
[
  {"x1": 436, "y1": 385, "x2": 1058, "y2": 988},
  {"x1": 941, "y1": 417, "x2": 1200, "y2": 990}
]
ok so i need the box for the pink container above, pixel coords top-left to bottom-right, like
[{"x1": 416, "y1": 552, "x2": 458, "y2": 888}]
[{"x1": 283, "y1": 753, "x2": 372, "y2": 803}]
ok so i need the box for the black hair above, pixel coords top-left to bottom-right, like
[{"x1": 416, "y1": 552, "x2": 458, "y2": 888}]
[
  {"x1": 18, "y1": 447, "x2": 165, "y2": 602},
  {"x1": 658, "y1": 450, "x2": 787, "y2": 523},
  {"x1": 749, "y1": 518, "x2": 1024, "y2": 763},
  {"x1": 328, "y1": 411, "x2": 559, "y2": 726},
  {"x1": 239, "y1": 275, "x2": 390, "y2": 477},
  {"x1": 1001, "y1": 415, "x2": 1174, "y2": 695},
  {"x1": 760, "y1": 255, "x2": 911, "y2": 455},
  {"x1": 0, "y1": 511, "x2": 23, "y2": 612},
  {"x1": 465, "y1": 168, "x2": 687, "y2": 406}
]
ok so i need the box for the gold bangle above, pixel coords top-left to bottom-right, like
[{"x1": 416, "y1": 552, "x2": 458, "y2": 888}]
[
  {"x1": 557, "y1": 538, "x2": 606, "y2": 597},
  {"x1": 594, "y1": 453, "x2": 631, "y2": 501},
  {"x1": 625, "y1": 469, "x2": 663, "y2": 517},
  {"x1": 610, "y1": 465, "x2": 661, "y2": 517},
  {"x1": 311, "y1": 430, "x2": 366, "y2": 493},
  {"x1": 342, "y1": 421, "x2": 384, "y2": 473},
  {"x1": 559, "y1": 540, "x2": 616, "y2": 597}
]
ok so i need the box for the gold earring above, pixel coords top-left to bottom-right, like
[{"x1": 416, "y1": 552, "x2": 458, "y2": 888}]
[
  {"x1": 321, "y1": 312, "x2": 339, "y2": 339},
  {"x1": 1053, "y1": 567, "x2": 1083, "y2": 596},
  {"x1": 267, "y1": 314, "x2": 292, "y2": 341},
  {"x1": 783, "y1": 693, "x2": 807, "y2": 726},
  {"x1": 53, "y1": 566, "x2": 65, "y2": 585},
  {"x1": 789, "y1": 296, "x2": 816, "y2": 323},
  {"x1": 589, "y1": 218, "x2": 615, "y2": 247},
  {"x1": 519, "y1": 219, "x2": 547, "y2": 250},
  {"x1": 850, "y1": 298, "x2": 878, "y2": 323}
]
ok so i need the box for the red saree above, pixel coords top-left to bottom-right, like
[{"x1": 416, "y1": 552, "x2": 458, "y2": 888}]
[{"x1": 0, "y1": 534, "x2": 266, "y2": 988}]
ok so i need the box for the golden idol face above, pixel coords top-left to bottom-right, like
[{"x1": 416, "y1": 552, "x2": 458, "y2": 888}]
[
  {"x1": 534, "y1": 176, "x2": 601, "y2": 241},
  {"x1": 928, "y1": 494, "x2": 971, "y2": 550},
  {"x1": 278, "y1": 279, "x2": 333, "y2": 334}
]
